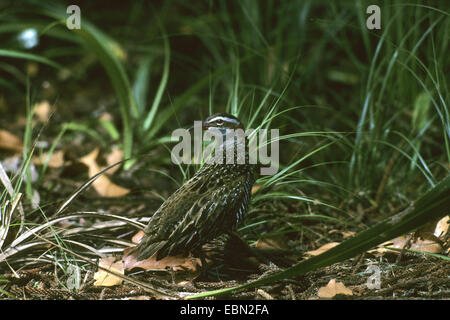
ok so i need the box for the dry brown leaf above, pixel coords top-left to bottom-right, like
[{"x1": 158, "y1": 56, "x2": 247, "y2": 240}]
[
  {"x1": 104, "y1": 146, "x2": 123, "y2": 175},
  {"x1": 123, "y1": 246, "x2": 202, "y2": 273},
  {"x1": 0, "y1": 130, "x2": 23, "y2": 152},
  {"x1": 34, "y1": 150, "x2": 65, "y2": 168},
  {"x1": 131, "y1": 296, "x2": 152, "y2": 300},
  {"x1": 392, "y1": 235, "x2": 442, "y2": 254},
  {"x1": 93, "y1": 257, "x2": 124, "y2": 287},
  {"x1": 410, "y1": 240, "x2": 442, "y2": 253},
  {"x1": 342, "y1": 231, "x2": 356, "y2": 238},
  {"x1": 317, "y1": 279, "x2": 353, "y2": 298},
  {"x1": 99, "y1": 112, "x2": 113, "y2": 122},
  {"x1": 415, "y1": 220, "x2": 442, "y2": 242},
  {"x1": 371, "y1": 234, "x2": 442, "y2": 255},
  {"x1": 368, "y1": 240, "x2": 394, "y2": 254},
  {"x1": 123, "y1": 246, "x2": 203, "y2": 283},
  {"x1": 79, "y1": 148, "x2": 130, "y2": 197},
  {"x1": 251, "y1": 184, "x2": 262, "y2": 194},
  {"x1": 80, "y1": 148, "x2": 99, "y2": 166},
  {"x1": 434, "y1": 215, "x2": 449, "y2": 238},
  {"x1": 306, "y1": 242, "x2": 340, "y2": 256},
  {"x1": 34, "y1": 101, "x2": 51, "y2": 122},
  {"x1": 131, "y1": 230, "x2": 145, "y2": 244}
]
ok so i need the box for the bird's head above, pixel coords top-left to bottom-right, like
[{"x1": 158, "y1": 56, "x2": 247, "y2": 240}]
[{"x1": 202, "y1": 113, "x2": 244, "y2": 131}]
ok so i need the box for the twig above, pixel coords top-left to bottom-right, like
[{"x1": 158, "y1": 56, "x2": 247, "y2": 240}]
[
  {"x1": 256, "y1": 288, "x2": 274, "y2": 300},
  {"x1": 286, "y1": 284, "x2": 296, "y2": 300}
]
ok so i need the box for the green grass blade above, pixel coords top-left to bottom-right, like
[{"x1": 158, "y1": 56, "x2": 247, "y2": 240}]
[
  {"x1": 0, "y1": 49, "x2": 62, "y2": 69},
  {"x1": 38, "y1": 6, "x2": 137, "y2": 165},
  {"x1": 132, "y1": 56, "x2": 153, "y2": 114},
  {"x1": 142, "y1": 29, "x2": 170, "y2": 131}
]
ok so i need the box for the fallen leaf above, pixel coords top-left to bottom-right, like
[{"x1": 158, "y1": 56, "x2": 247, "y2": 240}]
[
  {"x1": 251, "y1": 184, "x2": 262, "y2": 194},
  {"x1": 342, "y1": 231, "x2": 356, "y2": 238},
  {"x1": 131, "y1": 230, "x2": 145, "y2": 244},
  {"x1": 93, "y1": 257, "x2": 124, "y2": 287},
  {"x1": 392, "y1": 236, "x2": 442, "y2": 254},
  {"x1": 79, "y1": 148, "x2": 130, "y2": 197},
  {"x1": 122, "y1": 246, "x2": 203, "y2": 283},
  {"x1": 434, "y1": 215, "x2": 449, "y2": 238},
  {"x1": 123, "y1": 247, "x2": 202, "y2": 273},
  {"x1": 34, "y1": 150, "x2": 65, "y2": 168},
  {"x1": 318, "y1": 279, "x2": 353, "y2": 298},
  {"x1": 257, "y1": 289, "x2": 274, "y2": 300},
  {"x1": 34, "y1": 101, "x2": 51, "y2": 122},
  {"x1": 104, "y1": 146, "x2": 123, "y2": 175},
  {"x1": 371, "y1": 234, "x2": 442, "y2": 255},
  {"x1": 306, "y1": 242, "x2": 340, "y2": 256},
  {"x1": 0, "y1": 130, "x2": 23, "y2": 152},
  {"x1": 130, "y1": 296, "x2": 152, "y2": 300},
  {"x1": 411, "y1": 240, "x2": 442, "y2": 253},
  {"x1": 368, "y1": 240, "x2": 394, "y2": 255},
  {"x1": 99, "y1": 112, "x2": 113, "y2": 122}
]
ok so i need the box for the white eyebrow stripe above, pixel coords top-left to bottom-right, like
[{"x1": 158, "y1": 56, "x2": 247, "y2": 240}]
[{"x1": 209, "y1": 116, "x2": 240, "y2": 124}]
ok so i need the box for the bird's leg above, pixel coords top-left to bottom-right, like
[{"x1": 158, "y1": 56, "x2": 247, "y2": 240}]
[{"x1": 192, "y1": 248, "x2": 210, "y2": 282}]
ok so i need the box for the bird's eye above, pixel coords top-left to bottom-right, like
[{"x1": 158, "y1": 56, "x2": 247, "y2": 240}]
[{"x1": 215, "y1": 120, "x2": 224, "y2": 126}]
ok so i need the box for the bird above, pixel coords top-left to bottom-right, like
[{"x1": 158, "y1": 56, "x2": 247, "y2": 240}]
[{"x1": 132, "y1": 113, "x2": 257, "y2": 261}]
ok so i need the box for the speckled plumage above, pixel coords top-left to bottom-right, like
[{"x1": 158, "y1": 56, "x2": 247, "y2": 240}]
[{"x1": 134, "y1": 114, "x2": 257, "y2": 261}]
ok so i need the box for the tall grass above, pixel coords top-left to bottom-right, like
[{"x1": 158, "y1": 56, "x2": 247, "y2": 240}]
[
  {"x1": 0, "y1": 0, "x2": 448, "y2": 296},
  {"x1": 0, "y1": 0, "x2": 447, "y2": 221}
]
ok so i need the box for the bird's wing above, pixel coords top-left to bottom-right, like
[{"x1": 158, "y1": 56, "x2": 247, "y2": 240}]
[
  {"x1": 157, "y1": 167, "x2": 253, "y2": 258},
  {"x1": 135, "y1": 165, "x2": 215, "y2": 259},
  {"x1": 135, "y1": 165, "x2": 253, "y2": 260}
]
